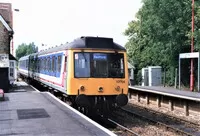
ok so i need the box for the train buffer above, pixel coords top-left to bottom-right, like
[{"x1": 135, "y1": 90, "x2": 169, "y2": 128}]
[{"x1": 0, "y1": 82, "x2": 116, "y2": 136}]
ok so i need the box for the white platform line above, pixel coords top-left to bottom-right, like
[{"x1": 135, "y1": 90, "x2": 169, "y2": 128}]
[
  {"x1": 44, "y1": 92, "x2": 117, "y2": 136},
  {"x1": 30, "y1": 85, "x2": 40, "y2": 92},
  {"x1": 129, "y1": 86, "x2": 200, "y2": 102}
]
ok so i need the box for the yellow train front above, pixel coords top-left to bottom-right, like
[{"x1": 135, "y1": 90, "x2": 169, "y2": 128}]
[{"x1": 66, "y1": 36, "x2": 129, "y2": 114}]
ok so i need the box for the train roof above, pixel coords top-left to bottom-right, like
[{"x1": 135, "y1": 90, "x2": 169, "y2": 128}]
[
  {"x1": 18, "y1": 55, "x2": 30, "y2": 61},
  {"x1": 19, "y1": 36, "x2": 126, "y2": 60},
  {"x1": 68, "y1": 36, "x2": 126, "y2": 50}
]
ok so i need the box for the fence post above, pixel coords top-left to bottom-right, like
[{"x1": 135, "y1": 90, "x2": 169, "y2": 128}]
[
  {"x1": 163, "y1": 68, "x2": 166, "y2": 87},
  {"x1": 175, "y1": 68, "x2": 177, "y2": 88}
]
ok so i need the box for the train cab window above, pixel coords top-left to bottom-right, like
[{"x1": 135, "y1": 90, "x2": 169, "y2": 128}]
[
  {"x1": 91, "y1": 53, "x2": 108, "y2": 78},
  {"x1": 74, "y1": 53, "x2": 90, "y2": 78},
  {"x1": 90, "y1": 53, "x2": 124, "y2": 78},
  {"x1": 108, "y1": 53, "x2": 125, "y2": 78}
]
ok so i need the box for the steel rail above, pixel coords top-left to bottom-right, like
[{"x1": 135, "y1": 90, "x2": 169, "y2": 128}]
[
  {"x1": 121, "y1": 107, "x2": 194, "y2": 136},
  {"x1": 131, "y1": 104, "x2": 200, "y2": 126},
  {"x1": 107, "y1": 118, "x2": 140, "y2": 136}
]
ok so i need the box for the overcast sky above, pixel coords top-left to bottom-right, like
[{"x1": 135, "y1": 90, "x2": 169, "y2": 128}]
[{"x1": 1, "y1": 0, "x2": 142, "y2": 51}]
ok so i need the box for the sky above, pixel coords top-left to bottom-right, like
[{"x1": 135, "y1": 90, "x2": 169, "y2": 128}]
[{"x1": 0, "y1": 0, "x2": 142, "y2": 52}]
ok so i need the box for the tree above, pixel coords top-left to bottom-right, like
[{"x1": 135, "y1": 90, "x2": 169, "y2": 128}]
[
  {"x1": 16, "y1": 42, "x2": 38, "y2": 60},
  {"x1": 124, "y1": 0, "x2": 200, "y2": 86}
]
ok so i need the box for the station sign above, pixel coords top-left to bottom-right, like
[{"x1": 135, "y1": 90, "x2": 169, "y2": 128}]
[
  {"x1": 0, "y1": 54, "x2": 9, "y2": 67},
  {"x1": 179, "y1": 52, "x2": 199, "y2": 59}
]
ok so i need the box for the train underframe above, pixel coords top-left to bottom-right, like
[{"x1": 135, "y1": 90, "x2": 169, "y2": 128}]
[{"x1": 71, "y1": 93, "x2": 128, "y2": 117}]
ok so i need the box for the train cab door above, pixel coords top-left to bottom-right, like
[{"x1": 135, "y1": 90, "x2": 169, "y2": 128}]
[{"x1": 63, "y1": 55, "x2": 68, "y2": 90}]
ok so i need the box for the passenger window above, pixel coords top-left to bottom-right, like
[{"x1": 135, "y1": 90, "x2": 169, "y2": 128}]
[
  {"x1": 58, "y1": 55, "x2": 61, "y2": 72},
  {"x1": 48, "y1": 57, "x2": 50, "y2": 71},
  {"x1": 43, "y1": 58, "x2": 47, "y2": 71},
  {"x1": 52, "y1": 56, "x2": 55, "y2": 72}
]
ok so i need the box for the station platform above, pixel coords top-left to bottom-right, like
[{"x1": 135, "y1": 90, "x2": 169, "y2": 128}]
[
  {"x1": 129, "y1": 86, "x2": 200, "y2": 102},
  {"x1": 0, "y1": 82, "x2": 115, "y2": 136}
]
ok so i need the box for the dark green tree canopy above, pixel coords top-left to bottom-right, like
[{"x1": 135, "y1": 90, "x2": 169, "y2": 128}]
[
  {"x1": 16, "y1": 42, "x2": 38, "y2": 60},
  {"x1": 125, "y1": 0, "x2": 200, "y2": 86}
]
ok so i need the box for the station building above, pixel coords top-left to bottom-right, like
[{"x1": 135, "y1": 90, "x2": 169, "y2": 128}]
[{"x1": 0, "y1": 3, "x2": 17, "y2": 92}]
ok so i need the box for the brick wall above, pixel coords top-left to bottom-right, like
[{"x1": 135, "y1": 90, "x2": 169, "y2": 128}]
[
  {"x1": 0, "y1": 22, "x2": 9, "y2": 54},
  {"x1": 0, "y1": 3, "x2": 12, "y2": 27}
]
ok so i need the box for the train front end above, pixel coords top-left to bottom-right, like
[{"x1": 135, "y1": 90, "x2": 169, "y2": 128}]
[{"x1": 67, "y1": 37, "x2": 129, "y2": 113}]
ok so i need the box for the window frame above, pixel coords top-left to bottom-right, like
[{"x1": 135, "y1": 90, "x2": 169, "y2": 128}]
[{"x1": 73, "y1": 52, "x2": 125, "y2": 78}]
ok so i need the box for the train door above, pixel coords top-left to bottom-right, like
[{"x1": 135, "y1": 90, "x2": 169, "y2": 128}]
[{"x1": 63, "y1": 55, "x2": 68, "y2": 90}]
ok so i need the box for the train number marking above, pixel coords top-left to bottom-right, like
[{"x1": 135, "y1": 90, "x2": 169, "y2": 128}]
[{"x1": 116, "y1": 80, "x2": 125, "y2": 83}]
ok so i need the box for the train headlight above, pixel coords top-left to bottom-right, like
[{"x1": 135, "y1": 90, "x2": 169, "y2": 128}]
[
  {"x1": 115, "y1": 86, "x2": 120, "y2": 91},
  {"x1": 98, "y1": 87, "x2": 103, "y2": 92},
  {"x1": 80, "y1": 85, "x2": 85, "y2": 91}
]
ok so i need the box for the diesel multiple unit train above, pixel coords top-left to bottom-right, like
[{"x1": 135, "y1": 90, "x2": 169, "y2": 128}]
[{"x1": 18, "y1": 36, "x2": 129, "y2": 114}]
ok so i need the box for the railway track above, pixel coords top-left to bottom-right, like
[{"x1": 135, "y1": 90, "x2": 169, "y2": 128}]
[
  {"x1": 120, "y1": 107, "x2": 200, "y2": 136},
  {"x1": 107, "y1": 118, "x2": 140, "y2": 136},
  {"x1": 90, "y1": 114, "x2": 140, "y2": 136},
  {"x1": 129, "y1": 103, "x2": 200, "y2": 126}
]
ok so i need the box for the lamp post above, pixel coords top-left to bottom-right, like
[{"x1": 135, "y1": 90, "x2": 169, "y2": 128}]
[{"x1": 190, "y1": 0, "x2": 195, "y2": 91}]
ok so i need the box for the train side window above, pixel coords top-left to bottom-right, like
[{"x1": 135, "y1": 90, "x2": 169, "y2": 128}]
[
  {"x1": 48, "y1": 57, "x2": 51, "y2": 72},
  {"x1": 45, "y1": 57, "x2": 47, "y2": 71},
  {"x1": 38, "y1": 59, "x2": 40, "y2": 72},
  {"x1": 43, "y1": 58, "x2": 45, "y2": 71},
  {"x1": 52, "y1": 56, "x2": 55, "y2": 72},
  {"x1": 46, "y1": 57, "x2": 49, "y2": 71},
  {"x1": 49, "y1": 57, "x2": 51, "y2": 72},
  {"x1": 44, "y1": 58, "x2": 46, "y2": 71},
  {"x1": 42, "y1": 58, "x2": 44, "y2": 71},
  {"x1": 38, "y1": 58, "x2": 40, "y2": 72},
  {"x1": 48, "y1": 57, "x2": 50, "y2": 72},
  {"x1": 58, "y1": 55, "x2": 61, "y2": 72},
  {"x1": 41, "y1": 58, "x2": 42, "y2": 71},
  {"x1": 40, "y1": 58, "x2": 42, "y2": 72}
]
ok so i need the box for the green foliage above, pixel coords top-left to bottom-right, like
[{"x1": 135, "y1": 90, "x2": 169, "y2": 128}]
[
  {"x1": 15, "y1": 42, "x2": 38, "y2": 60},
  {"x1": 125, "y1": 0, "x2": 200, "y2": 86}
]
